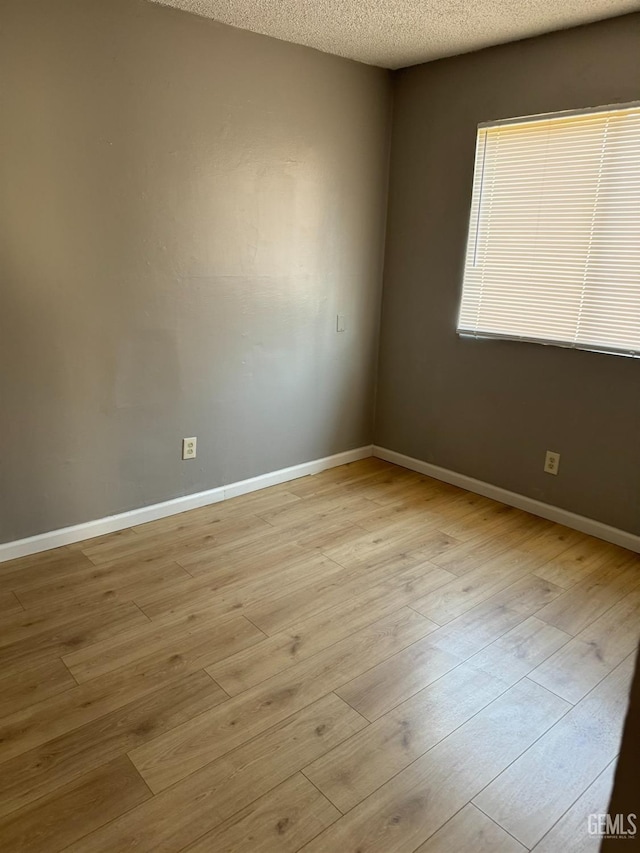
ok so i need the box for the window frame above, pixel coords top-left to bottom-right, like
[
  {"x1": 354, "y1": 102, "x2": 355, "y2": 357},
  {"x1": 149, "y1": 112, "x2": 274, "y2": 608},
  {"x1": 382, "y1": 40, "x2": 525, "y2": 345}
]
[{"x1": 456, "y1": 101, "x2": 640, "y2": 359}]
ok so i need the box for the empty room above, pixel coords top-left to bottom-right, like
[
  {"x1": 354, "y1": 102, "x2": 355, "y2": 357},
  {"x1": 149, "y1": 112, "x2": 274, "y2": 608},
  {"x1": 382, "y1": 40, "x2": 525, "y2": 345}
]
[{"x1": 1, "y1": 0, "x2": 640, "y2": 850}]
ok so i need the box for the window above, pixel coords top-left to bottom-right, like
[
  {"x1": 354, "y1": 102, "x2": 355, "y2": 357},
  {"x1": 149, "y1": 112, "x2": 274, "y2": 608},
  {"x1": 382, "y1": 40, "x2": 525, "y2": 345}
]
[{"x1": 457, "y1": 103, "x2": 640, "y2": 357}]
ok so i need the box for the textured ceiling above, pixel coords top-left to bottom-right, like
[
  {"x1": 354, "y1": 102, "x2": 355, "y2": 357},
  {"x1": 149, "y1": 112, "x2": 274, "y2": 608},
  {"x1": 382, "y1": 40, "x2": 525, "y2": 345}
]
[{"x1": 148, "y1": 0, "x2": 639, "y2": 68}]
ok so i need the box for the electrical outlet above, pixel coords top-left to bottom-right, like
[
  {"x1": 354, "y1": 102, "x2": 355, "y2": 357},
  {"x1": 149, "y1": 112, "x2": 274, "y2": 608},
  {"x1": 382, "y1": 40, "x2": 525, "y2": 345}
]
[
  {"x1": 337, "y1": 314, "x2": 346, "y2": 333},
  {"x1": 544, "y1": 450, "x2": 560, "y2": 475},
  {"x1": 182, "y1": 437, "x2": 197, "y2": 460}
]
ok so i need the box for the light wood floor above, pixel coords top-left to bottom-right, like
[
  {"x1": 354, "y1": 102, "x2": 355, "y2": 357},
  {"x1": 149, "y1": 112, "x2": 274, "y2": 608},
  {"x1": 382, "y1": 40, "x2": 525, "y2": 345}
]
[{"x1": 1, "y1": 458, "x2": 639, "y2": 852}]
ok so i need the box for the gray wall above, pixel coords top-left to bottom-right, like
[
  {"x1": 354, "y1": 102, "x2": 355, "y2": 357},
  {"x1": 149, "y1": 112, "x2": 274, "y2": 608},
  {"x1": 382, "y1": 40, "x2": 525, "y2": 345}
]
[
  {"x1": 376, "y1": 14, "x2": 640, "y2": 535},
  {"x1": 0, "y1": 0, "x2": 391, "y2": 543}
]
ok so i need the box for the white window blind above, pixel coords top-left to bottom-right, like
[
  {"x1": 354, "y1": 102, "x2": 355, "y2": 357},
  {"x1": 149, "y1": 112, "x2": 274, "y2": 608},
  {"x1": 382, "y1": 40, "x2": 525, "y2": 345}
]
[{"x1": 457, "y1": 103, "x2": 640, "y2": 357}]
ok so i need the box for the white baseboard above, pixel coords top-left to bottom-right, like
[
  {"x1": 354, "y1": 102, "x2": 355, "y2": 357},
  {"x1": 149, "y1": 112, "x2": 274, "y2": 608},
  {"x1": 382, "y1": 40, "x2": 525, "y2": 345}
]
[
  {"x1": 0, "y1": 445, "x2": 373, "y2": 564},
  {"x1": 5, "y1": 441, "x2": 637, "y2": 564},
  {"x1": 374, "y1": 446, "x2": 640, "y2": 554}
]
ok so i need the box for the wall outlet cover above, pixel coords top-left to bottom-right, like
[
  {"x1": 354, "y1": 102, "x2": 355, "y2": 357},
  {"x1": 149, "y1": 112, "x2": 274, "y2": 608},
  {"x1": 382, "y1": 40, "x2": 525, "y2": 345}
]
[{"x1": 182, "y1": 437, "x2": 197, "y2": 460}]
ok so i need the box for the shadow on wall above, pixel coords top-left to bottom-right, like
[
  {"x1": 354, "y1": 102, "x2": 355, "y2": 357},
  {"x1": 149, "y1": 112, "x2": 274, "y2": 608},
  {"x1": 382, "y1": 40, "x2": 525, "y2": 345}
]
[
  {"x1": 0, "y1": 270, "x2": 69, "y2": 543},
  {"x1": 1, "y1": 0, "x2": 387, "y2": 543},
  {"x1": 0, "y1": 5, "x2": 134, "y2": 541}
]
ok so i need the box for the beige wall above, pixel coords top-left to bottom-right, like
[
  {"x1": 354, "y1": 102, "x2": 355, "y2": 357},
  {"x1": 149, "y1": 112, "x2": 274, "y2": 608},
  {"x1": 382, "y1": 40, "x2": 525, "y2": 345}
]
[
  {"x1": 0, "y1": 0, "x2": 391, "y2": 543},
  {"x1": 375, "y1": 13, "x2": 640, "y2": 534}
]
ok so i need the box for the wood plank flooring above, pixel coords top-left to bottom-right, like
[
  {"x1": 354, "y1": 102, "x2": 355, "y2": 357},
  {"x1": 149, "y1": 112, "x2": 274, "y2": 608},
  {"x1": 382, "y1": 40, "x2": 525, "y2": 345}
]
[{"x1": 0, "y1": 457, "x2": 638, "y2": 852}]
